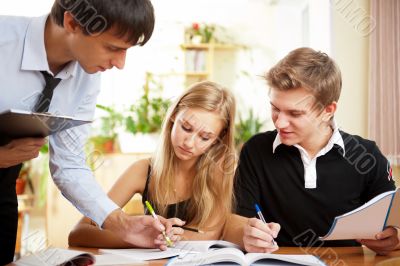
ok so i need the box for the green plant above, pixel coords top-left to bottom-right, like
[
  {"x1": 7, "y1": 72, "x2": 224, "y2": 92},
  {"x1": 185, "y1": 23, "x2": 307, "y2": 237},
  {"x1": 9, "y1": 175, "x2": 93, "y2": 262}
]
[
  {"x1": 186, "y1": 22, "x2": 217, "y2": 43},
  {"x1": 235, "y1": 110, "x2": 264, "y2": 147},
  {"x1": 89, "y1": 104, "x2": 124, "y2": 153},
  {"x1": 95, "y1": 104, "x2": 124, "y2": 140},
  {"x1": 125, "y1": 74, "x2": 170, "y2": 134}
]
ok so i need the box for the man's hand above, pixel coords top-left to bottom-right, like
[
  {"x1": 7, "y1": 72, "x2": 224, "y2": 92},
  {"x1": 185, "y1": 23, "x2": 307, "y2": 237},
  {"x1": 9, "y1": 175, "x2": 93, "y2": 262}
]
[
  {"x1": 243, "y1": 217, "x2": 280, "y2": 253},
  {"x1": 0, "y1": 138, "x2": 46, "y2": 168},
  {"x1": 358, "y1": 227, "x2": 400, "y2": 255},
  {"x1": 102, "y1": 209, "x2": 184, "y2": 250}
]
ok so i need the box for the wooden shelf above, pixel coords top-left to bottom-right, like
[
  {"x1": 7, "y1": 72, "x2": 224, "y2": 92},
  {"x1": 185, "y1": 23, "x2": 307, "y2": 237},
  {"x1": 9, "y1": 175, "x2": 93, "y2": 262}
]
[
  {"x1": 180, "y1": 43, "x2": 238, "y2": 50},
  {"x1": 181, "y1": 42, "x2": 240, "y2": 86}
]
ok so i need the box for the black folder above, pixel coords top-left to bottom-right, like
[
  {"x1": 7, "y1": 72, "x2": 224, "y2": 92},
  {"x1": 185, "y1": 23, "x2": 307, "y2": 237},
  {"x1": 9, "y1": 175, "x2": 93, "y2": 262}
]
[{"x1": 0, "y1": 109, "x2": 91, "y2": 138}]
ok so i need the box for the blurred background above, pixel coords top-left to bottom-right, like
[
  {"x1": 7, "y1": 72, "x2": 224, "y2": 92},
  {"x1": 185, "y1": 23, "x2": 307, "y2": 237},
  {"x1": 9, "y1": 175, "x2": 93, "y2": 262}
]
[{"x1": 2, "y1": 0, "x2": 398, "y2": 256}]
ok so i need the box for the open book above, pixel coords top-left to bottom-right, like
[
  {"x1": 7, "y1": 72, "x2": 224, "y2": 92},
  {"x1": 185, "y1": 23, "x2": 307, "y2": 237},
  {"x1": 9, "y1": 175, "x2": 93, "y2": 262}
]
[
  {"x1": 320, "y1": 188, "x2": 400, "y2": 240},
  {"x1": 101, "y1": 241, "x2": 324, "y2": 265},
  {"x1": 15, "y1": 248, "x2": 143, "y2": 266},
  {"x1": 0, "y1": 109, "x2": 91, "y2": 138},
  {"x1": 100, "y1": 240, "x2": 239, "y2": 260},
  {"x1": 167, "y1": 248, "x2": 325, "y2": 266}
]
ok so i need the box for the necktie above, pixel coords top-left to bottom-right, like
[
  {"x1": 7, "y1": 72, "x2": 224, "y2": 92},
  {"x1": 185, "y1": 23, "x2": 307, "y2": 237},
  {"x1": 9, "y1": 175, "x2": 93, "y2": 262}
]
[{"x1": 33, "y1": 71, "x2": 62, "y2": 113}]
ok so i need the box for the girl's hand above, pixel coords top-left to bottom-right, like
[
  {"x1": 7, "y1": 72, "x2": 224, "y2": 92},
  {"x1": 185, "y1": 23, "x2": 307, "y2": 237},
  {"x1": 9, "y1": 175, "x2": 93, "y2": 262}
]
[{"x1": 154, "y1": 217, "x2": 185, "y2": 249}]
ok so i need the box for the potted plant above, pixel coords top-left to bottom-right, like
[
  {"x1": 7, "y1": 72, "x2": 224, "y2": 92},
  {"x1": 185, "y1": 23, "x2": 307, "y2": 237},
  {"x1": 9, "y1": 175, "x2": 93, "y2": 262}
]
[
  {"x1": 16, "y1": 162, "x2": 33, "y2": 195},
  {"x1": 119, "y1": 73, "x2": 170, "y2": 153},
  {"x1": 234, "y1": 109, "x2": 264, "y2": 150},
  {"x1": 185, "y1": 22, "x2": 216, "y2": 44},
  {"x1": 90, "y1": 104, "x2": 124, "y2": 154}
]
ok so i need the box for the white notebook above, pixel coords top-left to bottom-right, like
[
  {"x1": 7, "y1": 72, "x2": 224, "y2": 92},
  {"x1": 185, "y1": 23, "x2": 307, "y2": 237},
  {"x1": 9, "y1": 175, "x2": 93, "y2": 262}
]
[
  {"x1": 14, "y1": 248, "x2": 143, "y2": 266},
  {"x1": 100, "y1": 240, "x2": 239, "y2": 260},
  {"x1": 167, "y1": 248, "x2": 325, "y2": 266},
  {"x1": 320, "y1": 188, "x2": 400, "y2": 240}
]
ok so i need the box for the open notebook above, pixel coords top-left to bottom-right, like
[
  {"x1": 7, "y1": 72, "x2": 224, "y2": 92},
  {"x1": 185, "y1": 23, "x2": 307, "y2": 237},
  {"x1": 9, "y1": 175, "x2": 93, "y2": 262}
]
[
  {"x1": 320, "y1": 188, "x2": 400, "y2": 240},
  {"x1": 101, "y1": 241, "x2": 324, "y2": 265},
  {"x1": 14, "y1": 248, "x2": 143, "y2": 266},
  {"x1": 167, "y1": 248, "x2": 325, "y2": 266},
  {"x1": 100, "y1": 240, "x2": 239, "y2": 260}
]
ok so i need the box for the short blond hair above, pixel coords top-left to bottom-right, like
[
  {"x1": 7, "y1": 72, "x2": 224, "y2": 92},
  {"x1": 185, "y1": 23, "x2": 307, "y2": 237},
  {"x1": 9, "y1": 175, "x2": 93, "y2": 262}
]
[{"x1": 265, "y1": 47, "x2": 342, "y2": 107}]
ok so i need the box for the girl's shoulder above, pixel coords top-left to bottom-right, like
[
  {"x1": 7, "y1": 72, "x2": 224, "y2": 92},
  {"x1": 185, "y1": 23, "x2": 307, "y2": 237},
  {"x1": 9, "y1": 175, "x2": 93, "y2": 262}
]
[{"x1": 127, "y1": 158, "x2": 151, "y2": 175}]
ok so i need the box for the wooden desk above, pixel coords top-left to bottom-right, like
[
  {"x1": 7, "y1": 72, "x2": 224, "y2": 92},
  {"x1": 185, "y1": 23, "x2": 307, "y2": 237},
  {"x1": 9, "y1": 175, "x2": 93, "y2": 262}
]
[{"x1": 10, "y1": 246, "x2": 400, "y2": 265}]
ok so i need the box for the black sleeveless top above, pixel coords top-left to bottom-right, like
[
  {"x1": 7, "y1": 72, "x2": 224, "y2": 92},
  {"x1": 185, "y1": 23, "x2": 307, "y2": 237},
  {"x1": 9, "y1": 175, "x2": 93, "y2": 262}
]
[{"x1": 142, "y1": 165, "x2": 190, "y2": 221}]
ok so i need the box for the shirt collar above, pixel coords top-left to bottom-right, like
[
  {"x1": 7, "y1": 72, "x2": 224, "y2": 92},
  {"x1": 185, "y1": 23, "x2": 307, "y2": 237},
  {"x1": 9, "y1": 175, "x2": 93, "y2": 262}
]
[
  {"x1": 272, "y1": 120, "x2": 345, "y2": 157},
  {"x1": 21, "y1": 14, "x2": 78, "y2": 79}
]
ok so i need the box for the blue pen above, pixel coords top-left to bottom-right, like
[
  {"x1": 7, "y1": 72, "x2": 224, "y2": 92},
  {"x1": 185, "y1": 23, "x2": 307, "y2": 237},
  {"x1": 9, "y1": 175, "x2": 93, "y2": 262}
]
[{"x1": 255, "y1": 203, "x2": 276, "y2": 246}]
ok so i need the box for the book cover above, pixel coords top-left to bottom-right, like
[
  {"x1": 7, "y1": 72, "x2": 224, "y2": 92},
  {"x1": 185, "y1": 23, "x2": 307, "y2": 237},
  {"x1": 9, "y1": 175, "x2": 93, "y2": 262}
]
[{"x1": 320, "y1": 188, "x2": 400, "y2": 240}]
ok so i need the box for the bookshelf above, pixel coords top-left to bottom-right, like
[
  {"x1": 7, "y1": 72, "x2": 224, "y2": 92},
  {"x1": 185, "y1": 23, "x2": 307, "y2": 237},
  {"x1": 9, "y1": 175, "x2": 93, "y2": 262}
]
[{"x1": 180, "y1": 42, "x2": 238, "y2": 86}]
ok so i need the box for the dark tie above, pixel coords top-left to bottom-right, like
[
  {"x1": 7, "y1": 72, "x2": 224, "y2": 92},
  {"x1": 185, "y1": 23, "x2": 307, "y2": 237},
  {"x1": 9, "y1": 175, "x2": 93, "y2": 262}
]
[{"x1": 33, "y1": 71, "x2": 62, "y2": 113}]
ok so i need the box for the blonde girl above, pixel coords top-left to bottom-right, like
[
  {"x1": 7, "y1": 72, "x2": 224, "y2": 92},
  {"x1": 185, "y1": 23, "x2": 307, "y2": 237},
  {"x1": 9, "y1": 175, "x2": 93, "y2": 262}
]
[{"x1": 69, "y1": 81, "x2": 237, "y2": 248}]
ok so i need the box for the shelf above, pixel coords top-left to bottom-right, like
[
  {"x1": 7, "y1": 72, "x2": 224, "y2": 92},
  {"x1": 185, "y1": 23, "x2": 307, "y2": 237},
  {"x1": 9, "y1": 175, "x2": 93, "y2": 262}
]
[
  {"x1": 181, "y1": 42, "x2": 241, "y2": 86},
  {"x1": 180, "y1": 43, "x2": 238, "y2": 50}
]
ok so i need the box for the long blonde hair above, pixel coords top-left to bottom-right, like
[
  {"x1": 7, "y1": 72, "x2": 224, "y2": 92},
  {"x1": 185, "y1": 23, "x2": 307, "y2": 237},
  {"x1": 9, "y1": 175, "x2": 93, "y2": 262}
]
[{"x1": 149, "y1": 81, "x2": 237, "y2": 229}]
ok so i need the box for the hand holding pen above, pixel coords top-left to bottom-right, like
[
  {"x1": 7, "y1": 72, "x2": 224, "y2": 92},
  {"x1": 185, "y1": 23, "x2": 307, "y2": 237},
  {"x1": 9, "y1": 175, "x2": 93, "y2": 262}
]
[
  {"x1": 242, "y1": 203, "x2": 281, "y2": 253},
  {"x1": 255, "y1": 204, "x2": 276, "y2": 246},
  {"x1": 145, "y1": 201, "x2": 186, "y2": 248},
  {"x1": 145, "y1": 201, "x2": 174, "y2": 247}
]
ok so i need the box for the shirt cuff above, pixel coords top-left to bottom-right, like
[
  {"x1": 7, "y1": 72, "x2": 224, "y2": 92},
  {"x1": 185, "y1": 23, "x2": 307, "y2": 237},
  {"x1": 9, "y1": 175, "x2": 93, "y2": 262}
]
[{"x1": 87, "y1": 195, "x2": 119, "y2": 227}]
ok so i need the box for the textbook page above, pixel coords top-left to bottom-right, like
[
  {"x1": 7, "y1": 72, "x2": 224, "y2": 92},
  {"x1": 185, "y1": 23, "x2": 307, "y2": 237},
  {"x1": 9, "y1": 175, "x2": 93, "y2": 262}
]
[
  {"x1": 100, "y1": 248, "x2": 184, "y2": 261},
  {"x1": 168, "y1": 247, "x2": 325, "y2": 266},
  {"x1": 173, "y1": 240, "x2": 240, "y2": 252},
  {"x1": 100, "y1": 240, "x2": 240, "y2": 261},
  {"x1": 320, "y1": 189, "x2": 397, "y2": 240},
  {"x1": 94, "y1": 254, "x2": 144, "y2": 265}
]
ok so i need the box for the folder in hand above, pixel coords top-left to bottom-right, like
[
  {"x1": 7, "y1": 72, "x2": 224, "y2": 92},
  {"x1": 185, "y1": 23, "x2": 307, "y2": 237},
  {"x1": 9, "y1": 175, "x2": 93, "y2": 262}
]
[
  {"x1": 0, "y1": 109, "x2": 91, "y2": 138},
  {"x1": 320, "y1": 188, "x2": 400, "y2": 240}
]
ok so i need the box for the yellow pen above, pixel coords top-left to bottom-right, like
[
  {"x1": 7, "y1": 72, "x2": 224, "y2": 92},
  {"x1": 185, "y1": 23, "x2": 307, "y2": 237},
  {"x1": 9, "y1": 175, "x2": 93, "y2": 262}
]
[{"x1": 145, "y1": 200, "x2": 174, "y2": 247}]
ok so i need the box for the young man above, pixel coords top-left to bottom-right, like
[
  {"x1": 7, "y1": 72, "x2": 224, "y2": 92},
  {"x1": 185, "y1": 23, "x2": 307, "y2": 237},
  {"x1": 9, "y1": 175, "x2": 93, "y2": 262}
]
[
  {"x1": 234, "y1": 47, "x2": 399, "y2": 254},
  {"x1": 0, "y1": 1, "x2": 182, "y2": 264}
]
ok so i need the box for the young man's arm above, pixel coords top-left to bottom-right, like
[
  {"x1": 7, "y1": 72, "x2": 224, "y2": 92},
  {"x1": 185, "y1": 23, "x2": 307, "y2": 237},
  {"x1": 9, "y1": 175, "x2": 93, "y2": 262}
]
[
  {"x1": 48, "y1": 79, "x2": 169, "y2": 248},
  {"x1": 222, "y1": 214, "x2": 280, "y2": 253},
  {"x1": 50, "y1": 124, "x2": 169, "y2": 247},
  {"x1": 229, "y1": 140, "x2": 280, "y2": 252}
]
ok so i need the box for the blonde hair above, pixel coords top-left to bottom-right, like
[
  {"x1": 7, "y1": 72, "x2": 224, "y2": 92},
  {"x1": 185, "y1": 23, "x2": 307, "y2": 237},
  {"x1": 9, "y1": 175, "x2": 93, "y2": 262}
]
[
  {"x1": 266, "y1": 47, "x2": 342, "y2": 108},
  {"x1": 149, "y1": 81, "x2": 236, "y2": 230}
]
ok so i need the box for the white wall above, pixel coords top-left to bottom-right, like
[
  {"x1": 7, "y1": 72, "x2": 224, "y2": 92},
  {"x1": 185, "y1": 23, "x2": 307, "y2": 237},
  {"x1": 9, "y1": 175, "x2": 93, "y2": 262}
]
[
  {"x1": 1, "y1": 0, "x2": 333, "y2": 130},
  {"x1": 331, "y1": 0, "x2": 370, "y2": 137}
]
